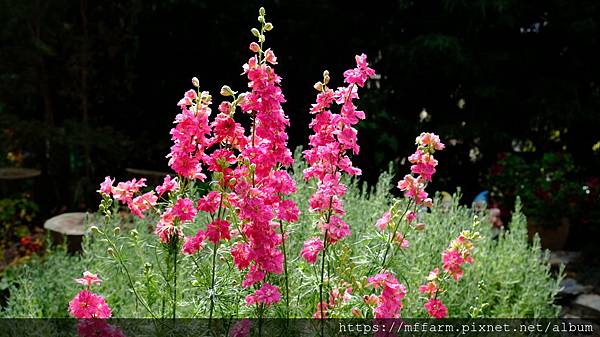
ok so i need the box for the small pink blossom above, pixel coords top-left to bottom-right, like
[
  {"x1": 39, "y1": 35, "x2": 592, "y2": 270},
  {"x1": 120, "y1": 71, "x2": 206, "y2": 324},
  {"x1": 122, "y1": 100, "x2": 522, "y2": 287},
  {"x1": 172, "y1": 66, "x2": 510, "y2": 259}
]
[
  {"x1": 424, "y1": 298, "x2": 448, "y2": 319},
  {"x1": 172, "y1": 197, "x2": 197, "y2": 222},
  {"x1": 393, "y1": 232, "x2": 409, "y2": 249},
  {"x1": 249, "y1": 42, "x2": 260, "y2": 53},
  {"x1": 98, "y1": 176, "x2": 114, "y2": 195},
  {"x1": 442, "y1": 249, "x2": 466, "y2": 281},
  {"x1": 242, "y1": 266, "x2": 266, "y2": 288},
  {"x1": 112, "y1": 178, "x2": 146, "y2": 203},
  {"x1": 244, "y1": 283, "x2": 280, "y2": 306},
  {"x1": 155, "y1": 208, "x2": 183, "y2": 244},
  {"x1": 300, "y1": 237, "x2": 324, "y2": 264},
  {"x1": 156, "y1": 175, "x2": 178, "y2": 196},
  {"x1": 418, "y1": 281, "x2": 439, "y2": 298},
  {"x1": 197, "y1": 191, "x2": 222, "y2": 214},
  {"x1": 376, "y1": 211, "x2": 392, "y2": 231},
  {"x1": 68, "y1": 290, "x2": 112, "y2": 319},
  {"x1": 312, "y1": 301, "x2": 328, "y2": 319},
  {"x1": 129, "y1": 191, "x2": 158, "y2": 218},
  {"x1": 323, "y1": 216, "x2": 351, "y2": 243},
  {"x1": 264, "y1": 48, "x2": 277, "y2": 64},
  {"x1": 182, "y1": 229, "x2": 207, "y2": 255},
  {"x1": 367, "y1": 272, "x2": 407, "y2": 318},
  {"x1": 206, "y1": 219, "x2": 231, "y2": 243},
  {"x1": 277, "y1": 199, "x2": 299, "y2": 223},
  {"x1": 416, "y1": 132, "x2": 445, "y2": 151},
  {"x1": 75, "y1": 271, "x2": 102, "y2": 288},
  {"x1": 231, "y1": 242, "x2": 251, "y2": 270}
]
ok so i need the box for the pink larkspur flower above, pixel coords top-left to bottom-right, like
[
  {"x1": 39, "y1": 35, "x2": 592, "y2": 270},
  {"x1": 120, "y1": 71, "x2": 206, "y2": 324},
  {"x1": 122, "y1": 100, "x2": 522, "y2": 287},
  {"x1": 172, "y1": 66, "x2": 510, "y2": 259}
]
[
  {"x1": 75, "y1": 271, "x2": 102, "y2": 288},
  {"x1": 300, "y1": 237, "x2": 324, "y2": 264},
  {"x1": 418, "y1": 281, "x2": 439, "y2": 298},
  {"x1": 197, "y1": 191, "x2": 222, "y2": 214},
  {"x1": 156, "y1": 175, "x2": 178, "y2": 196},
  {"x1": 98, "y1": 176, "x2": 114, "y2": 195},
  {"x1": 129, "y1": 191, "x2": 158, "y2": 218},
  {"x1": 367, "y1": 273, "x2": 407, "y2": 319},
  {"x1": 68, "y1": 290, "x2": 112, "y2": 319},
  {"x1": 245, "y1": 283, "x2": 280, "y2": 306},
  {"x1": 172, "y1": 197, "x2": 197, "y2": 222},
  {"x1": 424, "y1": 298, "x2": 448, "y2": 319},
  {"x1": 182, "y1": 229, "x2": 206, "y2": 255},
  {"x1": 376, "y1": 211, "x2": 392, "y2": 231},
  {"x1": 416, "y1": 132, "x2": 445, "y2": 151},
  {"x1": 206, "y1": 219, "x2": 231, "y2": 243},
  {"x1": 442, "y1": 249, "x2": 466, "y2": 281}
]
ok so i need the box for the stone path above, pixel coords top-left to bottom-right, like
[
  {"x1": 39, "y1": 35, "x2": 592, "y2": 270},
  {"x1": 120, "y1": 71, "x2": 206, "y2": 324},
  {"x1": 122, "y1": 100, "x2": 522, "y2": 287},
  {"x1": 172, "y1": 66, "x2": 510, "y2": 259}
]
[{"x1": 554, "y1": 251, "x2": 600, "y2": 322}]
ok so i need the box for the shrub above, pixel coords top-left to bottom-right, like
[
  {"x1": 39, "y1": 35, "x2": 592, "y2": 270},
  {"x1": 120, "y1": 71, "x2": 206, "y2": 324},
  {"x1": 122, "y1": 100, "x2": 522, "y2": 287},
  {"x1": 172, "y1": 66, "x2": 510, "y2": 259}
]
[{"x1": 0, "y1": 151, "x2": 561, "y2": 318}]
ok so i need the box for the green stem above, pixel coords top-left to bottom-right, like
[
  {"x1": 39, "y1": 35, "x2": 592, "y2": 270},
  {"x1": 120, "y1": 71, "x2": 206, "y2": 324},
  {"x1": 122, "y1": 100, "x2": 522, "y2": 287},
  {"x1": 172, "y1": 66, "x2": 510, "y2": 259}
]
[
  {"x1": 103, "y1": 231, "x2": 157, "y2": 319},
  {"x1": 208, "y1": 241, "x2": 218, "y2": 321},
  {"x1": 172, "y1": 238, "x2": 177, "y2": 320},
  {"x1": 319, "y1": 229, "x2": 329, "y2": 337},
  {"x1": 209, "y1": 191, "x2": 225, "y2": 321},
  {"x1": 380, "y1": 201, "x2": 412, "y2": 269},
  {"x1": 279, "y1": 219, "x2": 290, "y2": 317}
]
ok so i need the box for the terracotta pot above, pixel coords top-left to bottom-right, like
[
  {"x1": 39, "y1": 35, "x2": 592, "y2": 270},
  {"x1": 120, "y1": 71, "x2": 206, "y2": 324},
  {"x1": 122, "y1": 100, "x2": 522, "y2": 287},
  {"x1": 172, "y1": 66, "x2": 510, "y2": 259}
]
[{"x1": 527, "y1": 217, "x2": 570, "y2": 250}]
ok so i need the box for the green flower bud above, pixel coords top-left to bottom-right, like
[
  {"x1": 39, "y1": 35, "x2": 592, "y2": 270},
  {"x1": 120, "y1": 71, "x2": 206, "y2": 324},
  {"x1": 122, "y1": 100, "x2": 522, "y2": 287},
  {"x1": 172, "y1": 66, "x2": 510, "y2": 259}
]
[
  {"x1": 220, "y1": 85, "x2": 235, "y2": 97},
  {"x1": 251, "y1": 28, "x2": 260, "y2": 37}
]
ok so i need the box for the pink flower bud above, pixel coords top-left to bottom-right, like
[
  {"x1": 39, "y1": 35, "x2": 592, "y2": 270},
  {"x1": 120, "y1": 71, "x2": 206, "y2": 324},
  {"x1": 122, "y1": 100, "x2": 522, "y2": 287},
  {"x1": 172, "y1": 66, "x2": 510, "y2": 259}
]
[{"x1": 249, "y1": 43, "x2": 259, "y2": 53}]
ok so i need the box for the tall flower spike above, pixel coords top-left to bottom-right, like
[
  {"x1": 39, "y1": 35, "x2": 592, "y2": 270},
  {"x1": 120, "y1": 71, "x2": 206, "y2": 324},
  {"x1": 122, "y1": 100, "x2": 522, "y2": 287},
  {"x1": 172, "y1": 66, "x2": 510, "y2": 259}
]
[
  {"x1": 303, "y1": 54, "x2": 375, "y2": 321},
  {"x1": 228, "y1": 7, "x2": 298, "y2": 307}
]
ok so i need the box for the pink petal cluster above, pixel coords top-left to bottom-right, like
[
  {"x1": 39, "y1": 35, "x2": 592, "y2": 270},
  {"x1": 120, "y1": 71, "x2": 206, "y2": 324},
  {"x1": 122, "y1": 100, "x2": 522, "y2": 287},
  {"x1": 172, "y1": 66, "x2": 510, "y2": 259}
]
[
  {"x1": 75, "y1": 271, "x2": 102, "y2": 288},
  {"x1": 155, "y1": 207, "x2": 183, "y2": 244},
  {"x1": 98, "y1": 176, "x2": 115, "y2": 195},
  {"x1": 69, "y1": 271, "x2": 112, "y2": 319},
  {"x1": 367, "y1": 272, "x2": 407, "y2": 319},
  {"x1": 420, "y1": 232, "x2": 476, "y2": 318},
  {"x1": 244, "y1": 283, "x2": 281, "y2": 306},
  {"x1": 68, "y1": 290, "x2": 112, "y2": 319},
  {"x1": 300, "y1": 237, "x2": 324, "y2": 264},
  {"x1": 397, "y1": 132, "x2": 444, "y2": 205},
  {"x1": 155, "y1": 175, "x2": 179, "y2": 196},
  {"x1": 424, "y1": 298, "x2": 448, "y2": 319},
  {"x1": 375, "y1": 211, "x2": 392, "y2": 231},
  {"x1": 182, "y1": 229, "x2": 207, "y2": 255},
  {"x1": 168, "y1": 90, "x2": 212, "y2": 180},
  {"x1": 172, "y1": 197, "x2": 197, "y2": 222},
  {"x1": 442, "y1": 234, "x2": 475, "y2": 281},
  {"x1": 98, "y1": 177, "x2": 158, "y2": 218}
]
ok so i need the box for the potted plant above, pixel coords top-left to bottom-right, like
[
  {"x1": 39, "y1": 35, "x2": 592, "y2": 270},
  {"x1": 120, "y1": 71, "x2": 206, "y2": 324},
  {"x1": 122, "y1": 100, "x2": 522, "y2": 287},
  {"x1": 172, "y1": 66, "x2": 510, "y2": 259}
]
[{"x1": 487, "y1": 152, "x2": 582, "y2": 250}]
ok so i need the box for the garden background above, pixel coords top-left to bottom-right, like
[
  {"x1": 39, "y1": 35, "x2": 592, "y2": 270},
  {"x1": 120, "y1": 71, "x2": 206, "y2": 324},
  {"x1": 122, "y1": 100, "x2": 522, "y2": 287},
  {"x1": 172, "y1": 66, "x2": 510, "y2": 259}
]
[{"x1": 0, "y1": 0, "x2": 599, "y2": 322}]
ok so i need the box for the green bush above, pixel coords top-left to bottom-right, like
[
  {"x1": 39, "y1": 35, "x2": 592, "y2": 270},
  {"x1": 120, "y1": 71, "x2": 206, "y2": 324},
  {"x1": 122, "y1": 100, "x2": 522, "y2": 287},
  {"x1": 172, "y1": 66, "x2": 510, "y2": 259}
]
[{"x1": 0, "y1": 150, "x2": 561, "y2": 318}]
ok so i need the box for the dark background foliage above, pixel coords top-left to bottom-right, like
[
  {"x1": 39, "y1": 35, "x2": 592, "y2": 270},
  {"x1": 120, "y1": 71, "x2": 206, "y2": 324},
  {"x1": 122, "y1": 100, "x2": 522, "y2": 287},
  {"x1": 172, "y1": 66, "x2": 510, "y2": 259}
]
[{"x1": 0, "y1": 0, "x2": 598, "y2": 234}]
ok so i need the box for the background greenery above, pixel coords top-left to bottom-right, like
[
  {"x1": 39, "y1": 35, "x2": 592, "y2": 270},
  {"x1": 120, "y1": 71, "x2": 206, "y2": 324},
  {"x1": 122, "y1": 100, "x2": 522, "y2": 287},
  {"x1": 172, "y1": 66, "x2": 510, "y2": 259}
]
[{"x1": 0, "y1": 0, "x2": 598, "y2": 224}]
